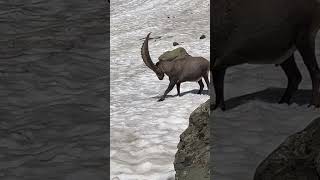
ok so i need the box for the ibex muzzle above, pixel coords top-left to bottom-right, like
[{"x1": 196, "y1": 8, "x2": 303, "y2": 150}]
[
  {"x1": 141, "y1": 33, "x2": 210, "y2": 101},
  {"x1": 211, "y1": 0, "x2": 320, "y2": 110}
]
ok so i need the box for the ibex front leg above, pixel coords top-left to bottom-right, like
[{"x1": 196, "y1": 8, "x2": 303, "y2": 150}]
[
  {"x1": 158, "y1": 80, "x2": 176, "y2": 101},
  {"x1": 297, "y1": 31, "x2": 320, "y2": 107},
  {"x1": 176, "y1": 82, "x2": 181, "y2": 96}
]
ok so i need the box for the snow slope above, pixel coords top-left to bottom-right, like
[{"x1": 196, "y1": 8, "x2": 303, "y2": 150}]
[{"x1": 110, "y1": 0, "x2": 209, "y2": 179}]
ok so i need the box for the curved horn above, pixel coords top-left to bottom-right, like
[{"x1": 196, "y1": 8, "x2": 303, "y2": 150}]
[{"x1": 141, "y1": 33, "x2": 162, "y2": 74}]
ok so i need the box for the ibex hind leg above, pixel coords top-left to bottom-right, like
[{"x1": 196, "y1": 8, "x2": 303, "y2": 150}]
[
  {"x1": 279, "y1": 55, "x2": 302, "y2": 104},
  {"x1": 176, "y1": 82, "x2": 181, "y2": 96},
  {"x1": 198, "y1": 80, "x2": 204, "y2": 94},
  {"x1": 211, "y1": 68, "x2": 226, "y2": 111},
  {"x1": 296, "y1": 31, "x2": 320, "y2": 107},
  {"x1": 203, "y1": 72, "x2": 210, "y2": 90}
]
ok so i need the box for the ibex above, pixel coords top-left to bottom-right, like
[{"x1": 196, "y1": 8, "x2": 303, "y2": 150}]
[
  {"x1": 211, "y1": 0, "x2": 320, "y2": 110},
  {"x1": 141, "y1": 33, "x2": 210, "y2": 101}
]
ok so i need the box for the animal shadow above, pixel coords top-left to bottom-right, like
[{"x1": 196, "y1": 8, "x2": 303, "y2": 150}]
[
  {"x1": 224, "y1": 87, "x2": 312, "y2": 110},
  {"x1": 152, "y1": 89, "x2": 209, "y2": 99}
]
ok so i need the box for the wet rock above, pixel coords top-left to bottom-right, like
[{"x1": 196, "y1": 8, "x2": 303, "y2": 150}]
[
  {"x1": 174, "y1": 100, "x2": 210, "y2": 180},
  {"x1": 200, "y1": 35, "x2": 206, "y2": 39},
  {"x1": 173, "y1": 42, "x2": 179, "y2": 46},
  {"x1": 254, "y1": 117, "x2": 320, "y2": 180}
]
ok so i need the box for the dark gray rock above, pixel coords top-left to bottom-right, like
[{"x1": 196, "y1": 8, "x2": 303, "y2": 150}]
[
  {"x1": 173, "y1": 42, "x2": 179, "y2": 46},
  {"x1": 200, "y1": 35, "x2": 206, "y2": 39},
  {"x1": 174, "y1": 100, "x2": 210, "y2": 180},
  {"x1": 254, "y1": 117, "x2": 320, "y2": 180},
  {"x1": 316, "y1": 153, "x2": 320, "y2": 175}
]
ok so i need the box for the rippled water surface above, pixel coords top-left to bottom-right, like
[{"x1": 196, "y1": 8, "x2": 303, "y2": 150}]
[{"x1": 0, "y1": 1, "x2": 108, "y2": 179}]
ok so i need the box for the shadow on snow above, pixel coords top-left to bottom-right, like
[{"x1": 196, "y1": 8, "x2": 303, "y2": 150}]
[
  {"x1": 151, "y1": 89, "x2": 209, "y2": 99},
  {"x1": 223, "y1": 88, "x2": 312, "y2": 110}
]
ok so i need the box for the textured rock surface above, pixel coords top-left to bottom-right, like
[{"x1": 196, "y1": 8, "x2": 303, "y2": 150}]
[
  {"x1": 0, "y1": 1, "x2": 109, "y2": 179},
  {"x1": 158, "y1": 47, "x2": 190, "y2": 61},
  {"x1": 254, "y1": 117, "x2": 320, "y2": 180},
  {"x1": 174, "y1": 100, "x2": 210, "y2": 180}
]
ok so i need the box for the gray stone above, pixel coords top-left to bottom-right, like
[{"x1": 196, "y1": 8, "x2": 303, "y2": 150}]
[
  {"x1": 174, "y1": 100, "x2": 210, "y2": 180},
  {"x1": 254, "y1": 117, "x2": 320, "y2": 180},
  {"x1": 158, "y1": 47, "x2": 190, "y2": 61}
]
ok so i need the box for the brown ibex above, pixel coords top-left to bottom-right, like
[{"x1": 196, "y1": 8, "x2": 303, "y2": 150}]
[
  {"x1": 141, "y1": 33, "x2": 210, "y2": 101},
  {"x1": 211, "y1": 0, "x2": 320, "y2": 110}
]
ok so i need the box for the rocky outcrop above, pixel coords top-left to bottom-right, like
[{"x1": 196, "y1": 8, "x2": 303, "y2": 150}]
[
  {"x1": 254, "y1": 117, "x2": 320, "y2": 180},
  {"x1": 174, "y1": 100, "x2": 210, "y2": 180}
]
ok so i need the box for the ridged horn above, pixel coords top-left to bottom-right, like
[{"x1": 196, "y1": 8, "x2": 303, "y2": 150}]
[{"x1": 141, "y1": 33, "x2": 162, "y2": 75}]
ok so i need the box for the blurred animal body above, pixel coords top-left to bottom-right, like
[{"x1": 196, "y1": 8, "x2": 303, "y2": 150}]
[{"x1": 211, "y1": 0, "x2": 320, "y2": 110}]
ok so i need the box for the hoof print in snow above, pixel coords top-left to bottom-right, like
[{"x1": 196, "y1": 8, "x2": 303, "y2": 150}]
[
  {"x1": 173, "y1": 42, "x2": 179, "y2": 46},
  {"x1": 254, "y1": 117, "x2": 320, "y2": 180}
]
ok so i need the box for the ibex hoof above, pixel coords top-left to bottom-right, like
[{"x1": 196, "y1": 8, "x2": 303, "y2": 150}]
[
  {"x1": 211, "y1": 103, "x2": 226, "y2": 111},
  {"x1": 278, "y1": 99, "x2": 290, "y2": 104},
  {"x1": 158, "y1": 98, "x2": 165, "y2": 102},
  {"x1": 278, "y1": 95, "x2": 291, "y2": 104},
  {"x1": 308, "y1": 99, "x2": 320, "y2": 108}
]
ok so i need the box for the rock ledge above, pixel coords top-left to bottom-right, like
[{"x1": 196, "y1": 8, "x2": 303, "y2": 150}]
[{"x1": 174, "y1": 100, "x2": 210, "y2": 180}]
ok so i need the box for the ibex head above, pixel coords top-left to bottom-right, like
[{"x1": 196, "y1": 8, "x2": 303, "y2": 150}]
[{"x1": 141, "y1": 33, "x2": 165, "y2": 80}]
